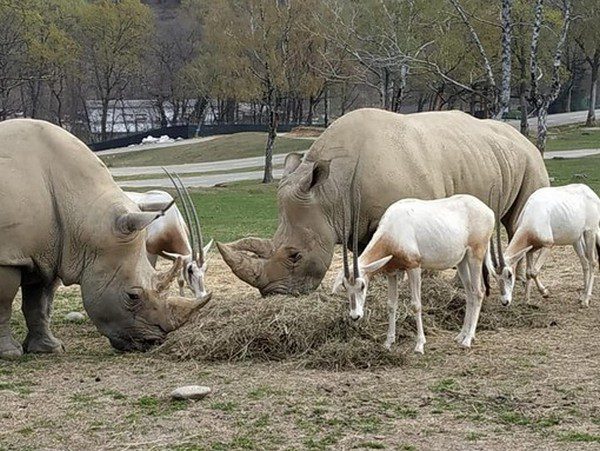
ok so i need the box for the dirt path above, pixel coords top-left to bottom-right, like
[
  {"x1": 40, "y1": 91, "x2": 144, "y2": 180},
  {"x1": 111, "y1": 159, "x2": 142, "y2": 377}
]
[{"x1": 2, "y1": 247, "x2": 600, "y2": 450}]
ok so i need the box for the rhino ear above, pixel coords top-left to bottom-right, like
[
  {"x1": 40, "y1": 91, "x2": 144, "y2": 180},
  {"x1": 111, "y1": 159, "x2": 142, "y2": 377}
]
[
  {"x1": 283, "y1": 152, "x2": 304, "y2": 177},
  {"x1": 299, "y1": 159, "x2": 330, "y2": 192},
  {"x1": 115, "y1": 212, "x2": 161, "y2": 235}
]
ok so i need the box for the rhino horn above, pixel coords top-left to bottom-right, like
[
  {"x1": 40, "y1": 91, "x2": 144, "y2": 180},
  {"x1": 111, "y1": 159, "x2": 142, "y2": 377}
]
[
  {"x1": 164, "y1": 292, "x2": 212, "y2": 331},
  {"x1": 217, "y1": 238, "x2": 273, "y2": 288}
]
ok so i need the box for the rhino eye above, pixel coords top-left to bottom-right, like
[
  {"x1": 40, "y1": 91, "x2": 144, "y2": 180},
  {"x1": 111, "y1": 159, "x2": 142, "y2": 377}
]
[
  {"x1": 127, "y1": 292, "x2": 141, "y2": 301},
  {"x1": 288, "y1": 251, "x2": 302, "y2": 263}
]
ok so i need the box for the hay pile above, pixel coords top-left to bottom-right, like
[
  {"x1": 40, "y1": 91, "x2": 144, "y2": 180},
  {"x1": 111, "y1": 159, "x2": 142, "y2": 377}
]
[{"x1": 159, "y1": 276, "x2": 550, "y2": 369}]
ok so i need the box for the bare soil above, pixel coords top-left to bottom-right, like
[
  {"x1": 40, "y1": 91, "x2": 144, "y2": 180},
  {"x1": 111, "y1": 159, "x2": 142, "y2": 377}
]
[{"x1": 2, "y1": 246, "x2": 600, "y2": 450}]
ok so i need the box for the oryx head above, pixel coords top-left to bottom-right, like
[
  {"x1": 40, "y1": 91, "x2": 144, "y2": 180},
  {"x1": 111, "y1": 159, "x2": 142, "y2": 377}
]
[
  {"x1": 331, "y1": 161, "x2": 391, "y2": 321},
  {"x1": 489, "y1": 192, "x2": 530, "y2": 307},
  {"x1": 164, "y1": 169, "x2": 213, "y2": 302}
]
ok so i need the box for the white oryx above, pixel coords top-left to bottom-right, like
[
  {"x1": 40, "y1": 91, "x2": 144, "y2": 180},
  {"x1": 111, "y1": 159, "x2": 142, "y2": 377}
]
[
  {"x1": 125, "y1": 171, "x2": 213, "y2": 301},
  {"x1": 332, "y1": 190, "x2": 494, "y2": 354},
  {"x1": 490, "y1": 184, "x2": 600, "y2": 307}
]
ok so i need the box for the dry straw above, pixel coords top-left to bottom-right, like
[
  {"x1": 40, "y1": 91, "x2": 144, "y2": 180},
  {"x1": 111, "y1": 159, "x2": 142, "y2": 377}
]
[{"x1": 159, "y1": 276, "x2": 549, "y2": 370}]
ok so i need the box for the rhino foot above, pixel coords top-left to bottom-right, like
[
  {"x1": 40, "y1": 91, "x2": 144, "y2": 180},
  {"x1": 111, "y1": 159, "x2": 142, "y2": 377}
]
[
  {"x1": 24, "y1": 334, "x2": 65, "y2": 354},
  {"x1": 0, "y1": 336, "x2": 24, "y2": 360}
]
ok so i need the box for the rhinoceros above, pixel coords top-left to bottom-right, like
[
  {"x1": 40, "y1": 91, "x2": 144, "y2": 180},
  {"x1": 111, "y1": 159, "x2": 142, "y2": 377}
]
[
  {"x1": 0, "y1": 119, "x2": 207, "y2": 358},
  {"x1": 218, "y1": 108, "x2": 549, "y2": 296}
]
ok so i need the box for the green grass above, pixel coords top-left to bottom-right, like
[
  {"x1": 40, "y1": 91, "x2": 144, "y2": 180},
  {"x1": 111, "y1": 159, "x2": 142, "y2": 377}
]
[
  {"x1": 559, "y1": 431, "x2": 600, "y2": 443},
  {"x1": 545, "y1": 154, "x2": 600, "y2": 193},
  {"x1": 101, "y1": 132, "x2": 311, "y2": 168},
  {"x1": 544, "y1": 123, "x2": 600, "y2": 151},
  {"x1": 184, "y1": 180, "x2": 278, "y2": 243}
]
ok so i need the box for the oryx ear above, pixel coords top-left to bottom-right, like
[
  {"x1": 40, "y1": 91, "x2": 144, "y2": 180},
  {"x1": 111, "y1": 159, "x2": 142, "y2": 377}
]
[
  {"x1": 362, "y1": 255, "x2": 393, "y2": 274},
  {"x1": 115, "y1": 212, "x2": 162, "y2": 235},
  {"x1": 283, "y1": 152, "x2": 304, "y2": 177},
  {"x1": 331, "y1": 271, "x2": 345, "y2": 295},
  {"x1": 163, "y1": 251, "x2": 191, "y2": 261},
  {"x1": 507, "y1": 246, "x2": 533, "y2": 267},
  {"x1": 203, "y1": 239, "x2": 214, "y2": 256},
  {"x1": 299, "y1": 160, "x2": 331, "y2": 192}
]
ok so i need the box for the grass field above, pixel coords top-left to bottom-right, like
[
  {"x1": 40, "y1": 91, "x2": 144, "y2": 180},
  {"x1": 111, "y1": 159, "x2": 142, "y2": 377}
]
[
  {"x1": 101, "y1": 132, "x2": 313, "y2": 168},
  {"x1": 544, "y1": 123, "x2": 600, "y2": 151},
  {"x1": 3, "y1": 156, "x2": 600, "y2": 450}
]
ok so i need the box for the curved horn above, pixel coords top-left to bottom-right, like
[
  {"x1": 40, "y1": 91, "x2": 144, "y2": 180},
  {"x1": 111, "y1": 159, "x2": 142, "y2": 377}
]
[
  {"x1": 163, "y1": 168, "x2": 197, "y2": 261},
  {"x1": 217, "y1": 239, "x2": 272, "y2": 289},
  {"x1": 341, "y1": 205, "x2": 350, "y2": 279},
  {"x1": 350, "y1": 157, "x2": 361, "y2": 280},
  {"x1": 174, "y1": 172, "x2": 205, "y2": 264},
  {"x1": 496, "y1": 194, "x2": 505, "y2": 268},
  {"x1": 154, "y1": 257, "x2": 183, "y2": 292},
  {"x1": 487, "y1": 186, "x2": 499, "y2": 271}
]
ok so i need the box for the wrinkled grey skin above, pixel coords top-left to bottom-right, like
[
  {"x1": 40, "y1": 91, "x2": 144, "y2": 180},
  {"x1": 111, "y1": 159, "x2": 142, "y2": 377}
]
[
  {"x1": 0, "y1": 119, "x2": 202, "y2": 359},
  {"x1": 218, "y1": 108, "x2": 550, "y2": 296}
]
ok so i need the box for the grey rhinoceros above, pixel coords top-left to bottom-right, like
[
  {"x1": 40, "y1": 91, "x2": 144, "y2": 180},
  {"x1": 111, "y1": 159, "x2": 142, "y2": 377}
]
[
  {"x1": 0, "y1": 119, "x2": 208, "y2": 358},
  {"x1": 218, "y1": 108, "x2": 549, "y2": 296}
]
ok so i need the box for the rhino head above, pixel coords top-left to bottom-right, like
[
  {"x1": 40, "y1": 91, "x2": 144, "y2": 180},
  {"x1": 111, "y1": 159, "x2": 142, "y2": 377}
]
[
  {"x1": 77, "y1": 198, "x2": 209, "y2": 352},
  {"x1": 218, "y1": 155, "x2": 338, "y2": 295}
]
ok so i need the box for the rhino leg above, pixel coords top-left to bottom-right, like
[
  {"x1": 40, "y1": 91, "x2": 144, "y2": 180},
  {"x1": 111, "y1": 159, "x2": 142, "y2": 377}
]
[
  {"x1": 22, "y1": 279, "x2": 64, "y2": 354},
  {"x1": 0, "y1": 267, "x2": 23, "y2": 359}
]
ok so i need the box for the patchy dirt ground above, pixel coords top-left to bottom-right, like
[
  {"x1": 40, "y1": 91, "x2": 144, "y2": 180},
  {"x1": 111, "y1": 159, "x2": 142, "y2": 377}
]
[{"x1": 2, "y1": 246, "x2": 600, "y2": 450}]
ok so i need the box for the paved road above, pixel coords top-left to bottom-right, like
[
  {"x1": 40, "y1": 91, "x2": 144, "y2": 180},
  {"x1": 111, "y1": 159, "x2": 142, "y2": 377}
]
[
  {"x1": 118, "y1": 168, "x2": 285, "y2": 188},
  {"x1": 544, "y1": 148, "x2": 600, "y2": 159},
  {"x1": 110, "y1": 153, "x2": 289, "y2": 177},
  {"x1": 507, "y1": 109, "x2": 600, "y2": 129}
]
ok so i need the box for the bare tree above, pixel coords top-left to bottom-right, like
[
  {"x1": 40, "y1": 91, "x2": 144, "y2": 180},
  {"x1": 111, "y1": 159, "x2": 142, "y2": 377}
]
[{"x1": 529, "y1": 0, "x2": 572, "y2": 153}]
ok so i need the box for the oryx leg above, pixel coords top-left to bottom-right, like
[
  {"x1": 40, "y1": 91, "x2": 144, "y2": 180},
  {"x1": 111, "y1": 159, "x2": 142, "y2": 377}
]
[
  {"x1": 462, "y1": 254, "x2": 485, "y2": 348},
  {"x1": 384, "y1": 271, "x2": 401, "y2": 350},
  {"x1": 525, "y1": 248, "x2": 551, "y2": 302},
  {"x1": 0, "y1": 267, "x2": 23, "y2": 359},
  {"x1": 582, "y1": 231, "x2": 597, "y2": 306},
  {"x1": 22, "y1": 279, "x2": 64, "y2": 354},
  {"x1": 455, "y1": 254, "x2": 474, "y2": 345},
  {"x1": 407, "y1": 268, "x2": 425, "y2": 354},
  {"x1": 574, "y1": 238, "x2": 592, "y2": 306}
]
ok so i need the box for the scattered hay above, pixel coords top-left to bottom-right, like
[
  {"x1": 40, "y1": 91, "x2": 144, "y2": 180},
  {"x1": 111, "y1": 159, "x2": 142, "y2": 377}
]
[{"x1": 159, "y1": 276, "x2": 550, "y2": 369}]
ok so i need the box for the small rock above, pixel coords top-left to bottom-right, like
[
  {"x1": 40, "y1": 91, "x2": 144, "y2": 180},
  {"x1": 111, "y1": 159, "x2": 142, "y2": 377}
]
[
  {"x1": 170, "y1": 385, "x2": 211, "y2": 401},
  {"x1": 65, "y1": 312, "x2": 86, "y2": 322}
]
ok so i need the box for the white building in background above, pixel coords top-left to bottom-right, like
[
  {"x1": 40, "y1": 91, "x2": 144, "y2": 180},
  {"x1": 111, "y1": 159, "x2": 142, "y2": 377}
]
[{"x1": 85, "y1": 99, "x2": 261, "y2": 135}]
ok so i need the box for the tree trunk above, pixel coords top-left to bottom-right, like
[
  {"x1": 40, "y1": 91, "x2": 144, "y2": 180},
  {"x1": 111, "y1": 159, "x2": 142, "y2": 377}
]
[
  {"x1": 323, "y1": 87, "x2": 330, "y2": 126},
  {"x1": 263, "y1": 89, "x2": 277, "y2": 184},
  {"x1": 307, "y1": 95, "x2": 315, "y2": 125},
  {"x1": 587, "y1": 61, "x2": 598, "y2": 126},
  {"x1": 496, "y1": 0, "x2": 513, "y2": 119},
  {"x1": 536, "y1": 102, "x2": 549, "y2": 154},
  {"x1": 519, "y1": 86, "x2": 530, "y2": 137},
  {"x1": 101, "y1": 98, "x2": 109, "y2": 142}
]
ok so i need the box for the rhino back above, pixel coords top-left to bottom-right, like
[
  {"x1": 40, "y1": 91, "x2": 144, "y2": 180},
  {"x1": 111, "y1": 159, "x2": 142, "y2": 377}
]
[
  {"x1": 0, "y1": 119, "x2": 124, "y2": 277},
  {"x1": 304, "y1": 108, "x2": 548, "y2": 242}
]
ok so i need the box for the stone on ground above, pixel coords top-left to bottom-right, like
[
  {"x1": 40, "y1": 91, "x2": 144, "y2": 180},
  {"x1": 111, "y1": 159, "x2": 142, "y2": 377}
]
[{"x1": 170, "y1": 385, "x2": 211, "y2": 401}]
